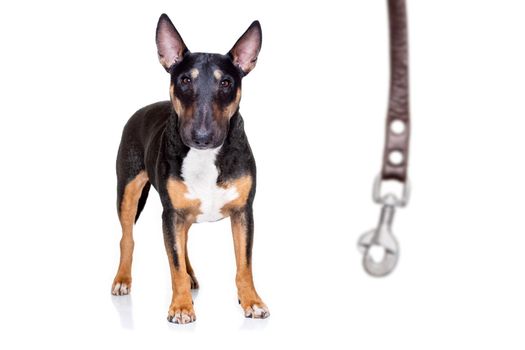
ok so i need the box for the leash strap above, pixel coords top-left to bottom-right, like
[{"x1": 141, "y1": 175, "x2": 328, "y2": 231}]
[
  {"x1": 358, "y1": 0, "x2": 411, "y2": 277},
  {"x1": 383, "y1": 0, "x2": 410, "y2": 183}
]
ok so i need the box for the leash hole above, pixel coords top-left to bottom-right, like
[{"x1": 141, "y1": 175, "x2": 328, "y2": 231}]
[
  {"x1": 368, "y1": 245, "x2": 386, "y2": 263},
  {"x1": 390, "y1": 120, "x2": 406, "y2": 134},
  {"x1": 388, "y1": 150, "x2": 404, "y2": 165}
]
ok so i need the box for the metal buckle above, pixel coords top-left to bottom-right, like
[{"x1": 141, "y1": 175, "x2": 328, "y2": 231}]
[
  {"x1": 372, "y1": 175, "x2": 410, "y2": 207},
  {"x1": 358, "y1": 175, "x2": 410, "y2": 277}
]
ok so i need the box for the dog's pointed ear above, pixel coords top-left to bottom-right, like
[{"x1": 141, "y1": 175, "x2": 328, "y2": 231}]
[
  {"x1": 228, "y1": 21, "x2": 262, "y2": 76},
  {"x1": 156, "y1": 14, "x2": 189, "y2": 72}
]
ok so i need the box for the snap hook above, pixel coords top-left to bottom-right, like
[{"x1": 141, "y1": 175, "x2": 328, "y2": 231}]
[{"x1": 358, "y1": 199, "x2": 399, "y2": 277}]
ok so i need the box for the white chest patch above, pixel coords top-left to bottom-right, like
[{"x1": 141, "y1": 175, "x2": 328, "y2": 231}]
[{"x1": 181, "y1": 147, "x2": 239, "y2": 223}]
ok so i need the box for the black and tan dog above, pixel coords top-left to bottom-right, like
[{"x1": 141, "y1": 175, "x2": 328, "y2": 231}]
[{"x1": 111, "y1": 14, "x2": 268, "y2": 324}]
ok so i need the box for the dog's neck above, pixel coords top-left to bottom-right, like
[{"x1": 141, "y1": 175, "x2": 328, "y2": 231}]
[{"x1": 162, "y1": 109, "x2": 250, "y2": 180}]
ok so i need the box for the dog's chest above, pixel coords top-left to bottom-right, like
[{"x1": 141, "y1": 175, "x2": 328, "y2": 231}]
[{"x1": 181, "y1": 148, "x2": 239, "y2": 223}]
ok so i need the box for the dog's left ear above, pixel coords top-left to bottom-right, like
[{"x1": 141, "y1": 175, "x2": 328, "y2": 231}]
[{"x1": 228, "y1": 21, "x2": 262, "y2": 76}]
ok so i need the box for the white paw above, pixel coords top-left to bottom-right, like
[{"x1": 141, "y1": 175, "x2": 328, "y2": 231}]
[
  {"x1": 168, "y1": 310, "x2": 196, "y2": 324},
  {"x1": 244, "y1": 304, "x2": 270, "y2": 319},
  {"x1": 112, "y1": 282, "x2": 130, "y2": 296}
]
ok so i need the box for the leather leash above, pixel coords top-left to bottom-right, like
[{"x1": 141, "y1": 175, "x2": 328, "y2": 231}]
[{"x1": 358, "y1": 0, "x2": 411, "y2": 277}]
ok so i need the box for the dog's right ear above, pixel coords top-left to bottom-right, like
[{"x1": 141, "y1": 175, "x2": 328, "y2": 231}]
[{"x1": 155, "y1": 14, "x2": 189, "y2": 72}]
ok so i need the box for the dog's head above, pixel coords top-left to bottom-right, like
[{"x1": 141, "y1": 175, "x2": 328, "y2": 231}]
[{"x1": 155, "y1": 14, "x2": 262, "y2": 149}]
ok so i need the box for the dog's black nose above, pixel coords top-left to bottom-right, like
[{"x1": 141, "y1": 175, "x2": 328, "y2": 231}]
[{"x1": 191, "y1": 130, "x2": 212, "y2": 147}]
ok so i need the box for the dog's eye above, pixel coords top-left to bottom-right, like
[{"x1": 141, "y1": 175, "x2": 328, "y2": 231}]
[
  {"x1": 181, "y1": 77, "x2": 192, "y2": 85},
  {"x1": 220, "y1": 79, "x2": 232, "y2": 88}
]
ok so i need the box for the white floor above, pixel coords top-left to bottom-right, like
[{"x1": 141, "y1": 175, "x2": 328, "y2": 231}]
[
  {"x1": 1, "y1": 0, "x2": 525, "y2": 349},
  {"x1": 2, "y1": 190, "x2": 524, "y2": 349}
]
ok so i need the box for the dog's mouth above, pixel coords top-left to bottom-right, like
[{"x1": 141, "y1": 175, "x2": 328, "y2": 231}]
[
  {"x1": 178, "y1": 117, "x2": 230, "y2": 150},
  {"x1": 187, "y1": 142, "x2": 221, "y2": 150},
  {"x1": 180, "y1": 131, "x2": 226, "y2": 150}
]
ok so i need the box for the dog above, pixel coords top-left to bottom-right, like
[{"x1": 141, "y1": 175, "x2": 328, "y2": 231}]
[{"x1": 111, "y1": 14, "x2": 268, "y2": 324}]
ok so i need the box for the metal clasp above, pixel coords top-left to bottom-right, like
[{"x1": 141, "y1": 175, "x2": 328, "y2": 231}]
[
  {"x1": 358, "y1": 176, "x2": 410, "y2": 277},
  {"x1": 372, "y1": 175, "x2": 410, "y2": 207}
]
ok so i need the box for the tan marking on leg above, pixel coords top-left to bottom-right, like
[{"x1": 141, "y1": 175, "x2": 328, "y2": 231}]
[
  {"x1": 166, "y1": 178, "x2": 201, "y2": 221},
  {"x1": 220, "y1": 175, "x2": 253, "y2": 216},
  {"x1": 231, "y1": 211, "x2": 269, "y2": 318},
  {"x1": 166, "y1": 178, "x2": 200, "y2": 310},
  {"x1": 213, "y1": 69, "x2": 223, "y2": 80},
  {"x1": 164, "y1": 219, "x2": 196, "y2": 323},
  {"x1": 190, "y1": 68, "x2": 199, "y2": 79},
  {"x1": 112, "y1": 171, "x2": 149, "y2": 295}
]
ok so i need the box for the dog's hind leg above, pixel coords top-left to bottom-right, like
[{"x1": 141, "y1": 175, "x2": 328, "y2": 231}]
[
  {"x1": 185, "y1": 238, "x2": 199, "y2": 289},
  {"x1": 112, "y1": 171, "x2": 149, "y2": 295}
]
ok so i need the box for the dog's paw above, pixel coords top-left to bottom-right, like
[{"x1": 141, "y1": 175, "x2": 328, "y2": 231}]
[
  {"x1": 111, "y1": 279, "x2": 131, "y2": 296},
  {"x1": 167, "y1": 303, "x2": 196, "y2": 324},
  {"x1": 241, "y1": 299, "x2": 270, "y2": 319}
]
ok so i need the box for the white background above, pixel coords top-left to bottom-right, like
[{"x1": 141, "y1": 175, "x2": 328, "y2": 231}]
[{"x1": 1, "y1": 0, "x2": 524, "y2": 348}]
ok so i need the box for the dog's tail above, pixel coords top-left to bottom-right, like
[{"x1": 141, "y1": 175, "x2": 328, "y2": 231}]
[{"x1": 135, "y1": 182, "x2": 151, "y2": 223}]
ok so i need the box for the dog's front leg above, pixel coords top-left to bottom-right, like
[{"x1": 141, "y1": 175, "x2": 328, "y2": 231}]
[
  {"x1": 231, "y1": 207, "x2": 269, "y2": 319},
  {"x1": 162, "y1": 209, "x2": 195, "y2": 324}
]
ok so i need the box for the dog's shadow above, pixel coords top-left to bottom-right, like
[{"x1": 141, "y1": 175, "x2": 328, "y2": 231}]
[
  {"x1": 112, "y1": 290, "x2": 201, "y2": 330},
  {"x1": 111, "y1": 294, "x2": 135, "y2": 330},
  {"x1": 111, "y1": 290, "x2": 271, "y2": 330},
  {"x1": 240, "y1": 316, "x2": 270, "y2": 331}
]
